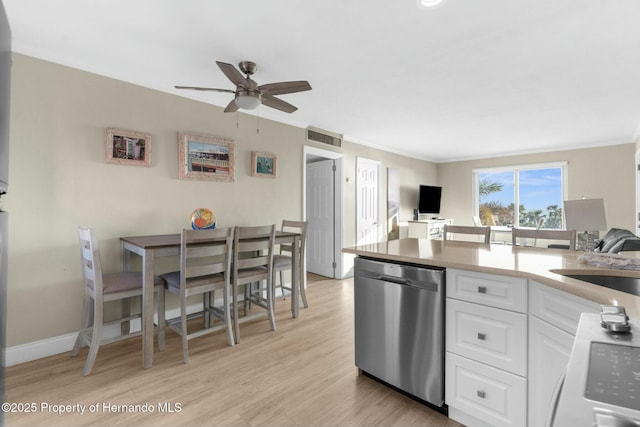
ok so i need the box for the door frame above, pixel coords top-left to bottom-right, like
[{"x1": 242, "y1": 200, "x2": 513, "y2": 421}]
[{"x1": 303, "y1": 145, "x2": 344, "y2": 279}]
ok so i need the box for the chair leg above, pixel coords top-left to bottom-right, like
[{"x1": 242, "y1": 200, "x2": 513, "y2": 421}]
[
  {"x1": 82, "y1": 298, "x2": 103, "y2": 376},
  {"x1": 279, "y1": 271, "x2": 286, "y2": 299},
  {"x1": 120, "y1": 298, "x2": 131, "y2": 335},
  {"x1": 71, "y1": 293, "x2": 92, "y2": 357},
  {"x1": 299, "y1": 271, "x2": 309, "y2": 309},
  {"x1": 157, "y1": 286, "x2": 166, "y2": 352},
  {"x1": 203, "y1": 292, "x2": 210, "y2": 329},
  {"x1": 267, "y1": 278, "x2": 276, "y2": 332},
  {"x1": 244, "y1": 283, "x2": 250, "y2": 313},
  {"x1": 223, "y1": 283, "x2": 234, "y2": 347},
  {"x1": 180, "y1": 293, "x2": 189, "y2": 364},
  {"x1": 232, "y1": 283, "x2": 240, "y2": 344}
]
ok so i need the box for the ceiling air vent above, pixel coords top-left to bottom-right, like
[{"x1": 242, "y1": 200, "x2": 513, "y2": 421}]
[{"x1": 306, "y1": 126, "x2": 342, "y2": 148}]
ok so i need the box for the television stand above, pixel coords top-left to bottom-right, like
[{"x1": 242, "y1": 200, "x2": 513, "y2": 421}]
[{"x1": 408, "y1": 218, "x2": 453, "y2": 240}]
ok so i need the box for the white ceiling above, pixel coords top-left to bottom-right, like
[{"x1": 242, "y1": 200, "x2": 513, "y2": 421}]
[{"x1": 5, "y1": 0, "x2": 640, "y2": 162}]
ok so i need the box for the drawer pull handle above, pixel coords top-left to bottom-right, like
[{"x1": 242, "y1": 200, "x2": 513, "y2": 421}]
[
  {"x1": 477, "y1": 333, "x2": 486, "y2": 340},
  {"x1": 477, "y1": 390, "x2": 486, "y2": 399},
  {"x1": 477, "y1": 286, "x2": 487, "y2": 294}
]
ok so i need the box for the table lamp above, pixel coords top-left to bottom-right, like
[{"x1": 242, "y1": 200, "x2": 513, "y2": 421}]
[{"x1": 564, "y1": 198, "x2": 607, "y2": 251}]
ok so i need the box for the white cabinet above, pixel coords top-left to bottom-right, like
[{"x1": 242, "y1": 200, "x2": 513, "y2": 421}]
[
  {"x1": 528, "y1": 280, "x2": 600, "y2": 335},
  {"x1": 446, "y1": 353, "x2": 527, "y2": 427},
  {"x1": 407, "y1": 219, "x2": 453, "y2": 239},
  {"x1": 446, "y1": 271, "x2": 600, "y2": 427},
  {"x1": 527, "y1": 281, "x2": 600, "y2": 427},
  {"x1": 446, "y1": 298, "x2": 527, "y2": 376},
  {"x1": 447, "y1": 269, "x2": 527, "y2": 312},
  {"x1": 446, "y1": 269, "x2": 527, "y2": 427},
  {"x1": 527, "y1": 316, "x2": 574, "y2": 427}
]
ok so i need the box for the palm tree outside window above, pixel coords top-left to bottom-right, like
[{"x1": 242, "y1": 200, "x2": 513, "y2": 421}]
[{"x1": 474, "y1": 162, "x2": 568, "y2": 229}]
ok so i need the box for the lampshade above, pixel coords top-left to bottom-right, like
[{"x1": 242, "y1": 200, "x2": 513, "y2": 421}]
[
  {"x1": 235, "y1": 92, "x2": 261, "y2": 110},
  {"x1": 564, "y1": 198, "x2": 607, "y2": 231},
  {"x1": 416, "y1": 0, "x2": 447, "y2": 8}
]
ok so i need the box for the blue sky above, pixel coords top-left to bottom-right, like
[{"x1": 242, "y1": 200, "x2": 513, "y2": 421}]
[{"x1": 480, "y1": 168, "x2": 562, "y2": 211}]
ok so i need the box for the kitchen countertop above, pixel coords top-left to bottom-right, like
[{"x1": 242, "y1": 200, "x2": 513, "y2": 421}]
[{"x1": 342, "y1": 238, "x2": 640, "y2": 316}]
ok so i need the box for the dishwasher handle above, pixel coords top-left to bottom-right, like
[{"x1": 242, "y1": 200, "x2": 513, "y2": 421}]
[
  {"x1": 358, "y1": 273, "x2": 441, "y2": 292},
  {"x1": 373, "y1": 274, "x2": 411, "y2": 286}
]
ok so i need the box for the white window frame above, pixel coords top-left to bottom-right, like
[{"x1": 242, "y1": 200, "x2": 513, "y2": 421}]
[{"x1": 472, "y1": 161, "x2": 568, "y2": 229}]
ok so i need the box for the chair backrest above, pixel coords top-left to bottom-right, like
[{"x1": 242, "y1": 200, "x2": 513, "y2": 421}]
[
  {"x1": 180, "y1": 227, "x2": 233, "y2": 290},
  {"x1": 280, "y1": 220, "x2": 307, "y2": 257},
  {"x1": 443, "y1": 224, "x2": 491, "y2": 244},
  {"x1": 233, "y1": 224, "x2": 276, "y2": 284},
  {"x1": 78, "y1": 226, "x2": 104, "y2": 297},
  {"x1": 511, "y1": 228, "x2": 576, "y2": 250}
]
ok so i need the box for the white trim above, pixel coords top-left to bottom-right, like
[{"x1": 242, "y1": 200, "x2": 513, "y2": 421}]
[
  {"x1": 472, "y1": 161, "x2": 568, "y2": 174},
  {"x1": 472, "y1": 162, "x2": 569, "y2": 229},
  {"x1": 3, "y1": 299, "x2": 226, "y2": 366},
  {"x1": 303, "y1": 145, "x2": 343, "y2": 160},
  {"x1": 356, "y1": 156, "x2": 381, "y2": 166}
]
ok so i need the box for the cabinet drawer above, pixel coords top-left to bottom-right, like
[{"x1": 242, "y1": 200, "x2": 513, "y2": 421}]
[
  {"x1": 446, "y1": 352, "x2": 526, "y2": 427},
  {"x1": 529, "y1": 280, "x2": 600, "y2": 335},
  {"x1": 446, "y1": 298, "x2": 527, "y2": 376},
  {"x1": 447, "y1": 269, "x2": 527, "y2": 312}
]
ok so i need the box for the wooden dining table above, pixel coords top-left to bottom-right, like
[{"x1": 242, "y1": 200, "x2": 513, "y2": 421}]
[{"x1": 120, "y1": 230, "x2": 303, "y2": 369}]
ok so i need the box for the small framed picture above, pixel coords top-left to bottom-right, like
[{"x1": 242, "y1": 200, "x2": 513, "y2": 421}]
[
  {"x1": 105, "y1": 128, "x2": 152, "y2": 167},
  {"x1": 178, "y1": 132, "x2": 235, "y2": 182},
  {"x1": 251, "y1": 151, "x2": 277, "y2": 178}
]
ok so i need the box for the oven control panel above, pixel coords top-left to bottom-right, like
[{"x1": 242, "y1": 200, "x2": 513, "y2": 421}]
[{"x1": 586, "y1": 342, "x2": 640, "y2": 411}]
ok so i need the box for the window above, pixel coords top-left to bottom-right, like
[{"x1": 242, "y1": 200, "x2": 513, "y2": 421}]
[{"x1": 473, "y1": 162, "x2": 567, "y2": 229}]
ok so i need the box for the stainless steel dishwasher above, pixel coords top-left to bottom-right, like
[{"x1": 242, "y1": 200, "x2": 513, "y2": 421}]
[{"x1": 354, "y1": 257, "x2": 446, "y2": 409}]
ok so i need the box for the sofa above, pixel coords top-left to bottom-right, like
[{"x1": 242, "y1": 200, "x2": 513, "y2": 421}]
[{"x1": 595, "y1": 228, "x2": 640, "y2": 253}]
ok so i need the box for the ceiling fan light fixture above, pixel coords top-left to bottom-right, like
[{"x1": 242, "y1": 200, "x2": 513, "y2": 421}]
[
  {"x1": 235, "y1": 91, "x2": 261, "y2": 110},
  {"x1": 416, "y1": 0, "x2": 447, "y2": 9}
]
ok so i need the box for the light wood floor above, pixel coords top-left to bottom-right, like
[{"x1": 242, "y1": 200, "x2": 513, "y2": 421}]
[{"x1": 6, "y1": 274, "x2": 462, "y2": 427}]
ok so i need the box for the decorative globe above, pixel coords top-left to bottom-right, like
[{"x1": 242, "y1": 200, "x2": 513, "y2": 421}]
[{"x1": 191, "y1": 208, "x2": 216, "y2": 230}]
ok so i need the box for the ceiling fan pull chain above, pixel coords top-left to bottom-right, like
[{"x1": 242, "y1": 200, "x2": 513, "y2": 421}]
[
  {"x1": 236, "y1": 111, "x2": 239, "y2": 129},
  {"x1": 256, "y1": 108, "x2": 260, "y2": 134}
]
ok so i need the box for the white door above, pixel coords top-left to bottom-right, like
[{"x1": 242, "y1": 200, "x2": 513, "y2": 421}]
[
  {"x1": 306, "y1": 159, "x2": 335, "y2": 278},
  {"x1": 356, "y1": 157, "x2": 379, "y2": 245}
]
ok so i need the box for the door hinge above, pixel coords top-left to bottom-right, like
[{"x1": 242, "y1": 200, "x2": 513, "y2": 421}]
[
  {"x1": 332, "y1": 262, "x2": 337, "y2": 269},
  {"x1": 332, "y1": 164, "x2": 336, "y2": 172}
]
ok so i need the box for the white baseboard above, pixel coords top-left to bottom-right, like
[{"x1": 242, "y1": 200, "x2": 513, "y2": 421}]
[
  {"x1": 5, "y1": 302, "x2": 197, "y2": 367},
  {"x1": 5, "y1": 284, "x2": 293, "y2": 367}
]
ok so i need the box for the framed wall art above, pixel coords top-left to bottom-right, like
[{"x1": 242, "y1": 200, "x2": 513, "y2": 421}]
[
  {"x1": 105, "y1": 128, "x2": 152, "y2": 167},
  {"x1": 251, "y1": 151, "x2": 277, "y2": 178},
  {"x1": 178, "y1": 132, "x2": 235, "y2": 182}
]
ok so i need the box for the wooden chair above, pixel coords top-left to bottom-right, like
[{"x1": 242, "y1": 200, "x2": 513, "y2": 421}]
[
  {"x1": 158, "y1": 227, "x2": 234, "y2": 364},
  {"x1": 71, "y1": 227, "x2": 165, "y2": 376},
  {"x1": 443, "y1": 224, "x2": 491, "y2": 244},
  {"x1": 273, "y1": 220, "x2": 308, "y2": 308},
  {"x1": 232, "y1": 224, "x2": 277, "y2": 344},
  {"x1": 511, "y1": 228, "x2": 576, "y2": 250}
]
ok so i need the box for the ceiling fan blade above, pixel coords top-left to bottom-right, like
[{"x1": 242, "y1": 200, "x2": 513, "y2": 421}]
[
  {"x1": 174, "y1": 85, "x2": 235, "y2": 94},
  {"x1": 216, "y1": 61, "x2": 250, "y2": 88},
  {"x1": 223, "y1": 98, "x2": 239, "y2": 113},
  {"x1": 258, "y1": 81, "x2": 312, "y2": 96},
  {"x1": 261, "y1": 93, "x2": 297, "y2": 113}
]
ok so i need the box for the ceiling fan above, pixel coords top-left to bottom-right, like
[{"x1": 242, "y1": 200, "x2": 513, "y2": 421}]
[{"x1": 175, "y1": 60, "x2": 312, "y2": 113}]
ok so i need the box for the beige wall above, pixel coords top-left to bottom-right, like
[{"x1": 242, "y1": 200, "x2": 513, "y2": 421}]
[
  {"x1": 7, "y1": 53, "x2": 635, "y2": 349},
  {"x1": 437, "y1": 144, "x2": 636, "y2": 231},
  {"x1": 5, "y1": 54, "x2": 438, "y2": 346}
]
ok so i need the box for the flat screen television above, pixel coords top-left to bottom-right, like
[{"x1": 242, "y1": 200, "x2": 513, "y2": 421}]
[{"x1": 418, "y1": 185, "x2": 442, "y2": 215}]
